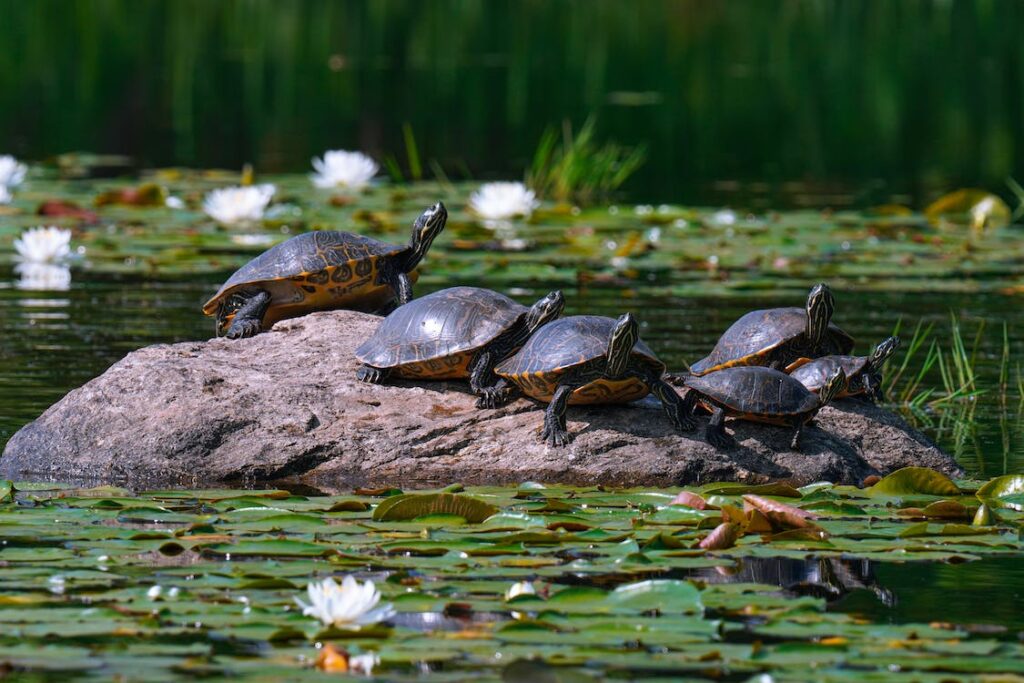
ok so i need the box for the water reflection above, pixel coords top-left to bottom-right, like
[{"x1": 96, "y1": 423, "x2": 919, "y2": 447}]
[
  {"x1": 693, "y1": 557, "x2": 895, "y2": 607},
  {"x1": 14, "y1": 262, "x2": 71, "y2": 291}
]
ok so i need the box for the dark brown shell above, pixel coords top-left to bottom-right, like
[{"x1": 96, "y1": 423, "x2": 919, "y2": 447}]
[
  {"x1": 685, "y1": 366, "x2": 819, "y2": 416},
  {"x1": 689, "y1": 307, "x2": 854, "y2": 376},
  {"x1": 790, "y1": 355, "x2": 867, "y2": 393},
  {"x1": 495, "y1": 315, "x2": 662, "y2": 378},
  {"x1": 202, "y1": 231, "x2": 406, "y2": 313},
  {"x1": 354, "y1": 287, "x2": 526, "y2": 368}
]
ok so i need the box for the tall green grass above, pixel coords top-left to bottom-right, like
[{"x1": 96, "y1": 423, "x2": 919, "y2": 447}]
[
  {"x1": 885, "y1": 314, "x2": 1018, "y2": 409},
  {"x1": 527, "y1": 117, "x2": 646, "y2": 205}
]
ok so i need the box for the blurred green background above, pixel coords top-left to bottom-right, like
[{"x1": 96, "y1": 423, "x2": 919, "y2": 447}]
[{"x1": 3, "y1": 0, "x2": 1024, "y2": 205}]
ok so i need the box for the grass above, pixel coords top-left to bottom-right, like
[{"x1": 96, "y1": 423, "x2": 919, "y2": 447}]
[
  {"x1": 526, "y1": 117, "x2": 647, "y2": 205},
  {"x1": 885, "y1": 313, "x2": 996, "y2": 408}
]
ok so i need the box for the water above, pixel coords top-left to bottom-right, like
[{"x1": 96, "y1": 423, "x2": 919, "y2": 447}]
[
  {"x1": 3, "y1": 0, "x2": 1024, "y2": 205},
  {"x1": 3, "y1": 266, "x2": 1023, "y2": 475}
]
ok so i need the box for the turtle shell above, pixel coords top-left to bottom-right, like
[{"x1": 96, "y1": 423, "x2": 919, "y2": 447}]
[
  {"x1": 686, "y1": 366, "x2": 818, "y2": 419},
  {"x1": 690, "y1": 307, "x2": 854, "y2": 376},
  {"x1": 790, "y1": 355, "x2": 867, "y2": 396},
  {"x1": 495, "y1": 315, "x2": 664, "y2": 405},
  {"x1": 355, "y1": 287, "x2": 528, "y2": 379},
  {"x1": 202, "y1": 231, "x2": 410, "y2": 326}
]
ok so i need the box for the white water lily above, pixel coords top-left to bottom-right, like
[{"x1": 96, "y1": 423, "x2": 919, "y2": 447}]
[
  {"x1": 165, "y1": 196, "x2": 186, "y2": 209},
  {"x1": 230, "y1": 233, "x2": 276, "y2": 247},
  {"x1": 14, "y1": 226, "x2": 72, "y2": 263},
  {"x1": 468, "y1": 182, "x2": 539, "y2": 223},
  {"x1": 295, "y1": 576, "x2": 395, "y2": 629},
  {"x1": 708, "y1": 209, "x2": 737, "y2": 226},
  {"x1": 349, "y1": 652, "x2": 380, "y2": 675},
  {"x1": 311, "y1": 150, "x2": 379, "y2": 190},
  {"x1": 0, "y1": 155, "x2": 27, "y2": 188},
  {"x1": 504, "y1": 581, "x2": 537, "y2": 601},
  {"x1": 202, "y1": 184, "x2": 275, "y2": 226}
]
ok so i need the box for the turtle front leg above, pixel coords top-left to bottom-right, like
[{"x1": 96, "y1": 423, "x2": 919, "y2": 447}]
[
  {"x1": 225, "y1": 290, "x2": 271, "y2": 339},
  {"x1": 541, "y1": 384, "x2": 575, "y2": 447},
  {"x1": 705, "y1": 407, "x2": 735, "y2": 449},
  {"x1": 477, "y1": 379, "x2": 521, "y2": 409},
  {"x1": 467, "y1": 350, "x2": 494, "y2": 395},
  {"x1": 357, "y1": 364, "x2": 390, "y2": 384},
  {"x1": 394, "y1": 271, "x2": 414, "y2": 306},
  {"x1": 647, "y1": 377, "x2": 696, "y2": 432}
]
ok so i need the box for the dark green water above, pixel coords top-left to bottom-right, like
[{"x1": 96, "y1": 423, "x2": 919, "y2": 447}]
[{"x1": 3, "y1": 0, "x2": 1024, "y2": 205}]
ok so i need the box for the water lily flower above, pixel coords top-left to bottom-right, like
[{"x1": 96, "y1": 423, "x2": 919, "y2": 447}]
[
  {"x1": 708, "y1": 209, "x2": 737, "y2": 226},
  {"x1": 349, "y1": 652, "x2": 380, "y2": 675},
  {"x1": 311, "y1": 150, "x2": 379, "y2": 190},
  {"x1": 295, "y1": 576, "x2": 395, "y2": 629},
  {"x1": 230, "y1": 233, "x2": 276, "y2": 247},
  {"x1": 504, "y1": 581, "x2": 537, "y2": 601},
  {"x1": 468, "y1": 182, "x2": 539, "y2": 224},
  {"x1": 165, "y1": 196, "x2": 186, "y2": 209},
  {"x1": 48, "y1": 574, "x2": 66, "y2": 595},
  {"x1": 14, "y1": 226, "x2": 72, "y2": 263},
  {"x1": 202, "y1": 184, "x2": 275, "y2": 226},
  {"x1": 0, "y1": 155, "x2": 27, "y2": 188},
  {"x1": 147, "y1": 585, "x2": 163, "y2": 600}
]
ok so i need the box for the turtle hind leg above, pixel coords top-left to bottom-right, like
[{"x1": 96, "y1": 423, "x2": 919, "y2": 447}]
[
  {"x1": 541, "y1": 384, "x2": 574, "y2": 447},
  {"x1": 357, "y1": 365, "x2": 390, "y2": 384},
  {"x1": 647, "y1": 376, "x2": 696, "y2": 432},
  {"x1": 705, "y1": 407, "x2": 735, "y2": 449},
  {"x1": 225, "y1": 290, "x2": 271, "y2": 339}
]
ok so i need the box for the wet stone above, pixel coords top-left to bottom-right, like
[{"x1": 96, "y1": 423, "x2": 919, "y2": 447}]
[{"x1": 1, "y1": 310, "x2": 962, "y2": 489}]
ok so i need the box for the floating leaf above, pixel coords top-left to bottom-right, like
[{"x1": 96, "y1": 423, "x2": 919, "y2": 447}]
[
  {"x1": 372, "y1": 493, "x2": 499, "y2": 523},
  {"x1": 698, "y1": 522, "x2": 740, "y2": 550},
  {"x1": 669, "y1": 491, "x2": 709, "y2": 510},
  {"x1": 976, "y1": 475, "x2": 1024, "y2": 510},
  {"x1": 924, "y1": 188, "x2": 1010, "y2": 231},
  {"x1": 869, "y1": 467, "x2": 960, "y2": 496},
  {"x1": 742, "y1": 495, "x2": 817, "y2": 529}
]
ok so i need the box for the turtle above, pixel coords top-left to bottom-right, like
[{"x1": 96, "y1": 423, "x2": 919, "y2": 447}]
[
  {"x1": 354, "y1": 286, "x2": 565, "y2": 407},
  {"x1": 493, "y1": 313, "x2": 695, "y2": 447},
  {"x1": 202, "y1": 201, "x2": 447, "y2": 338},
  {"x1": 680, "y1": 365, "x2": 846, "y2": 450},
  {"x1": 687, "y1": 283, "x2": 854, "y2": 377},
  {"x1": 790, "y1": 336, "x2": 900, "y2": 402}
]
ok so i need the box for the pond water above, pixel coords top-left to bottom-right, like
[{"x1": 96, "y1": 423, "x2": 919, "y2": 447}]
[{"x1": 1, "y1": 174, "x2": 1023, "y2": 678}]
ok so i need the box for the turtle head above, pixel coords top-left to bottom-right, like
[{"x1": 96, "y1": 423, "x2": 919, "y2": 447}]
[
  {"x1": 405, "y1": 201, "x2": 448, "y2": 270},
  {"x1": 805, "y1": 283, "x2": 836, "y2": 347},
  {"x1": 607, "y1": 313, "x2": 640, "y2": 378},
  {"x1": 867, "y1": 336, "x2": 900, "y2": 370},
  {"x1": 525, "y1": 290, "x2": 565, "y2": 333},
  {"x1": 819, "y1": 367, "x2": 847, "y2": 407},
  {"x1": 864, "y1": 336, "x2": 900, "y2": 401}
]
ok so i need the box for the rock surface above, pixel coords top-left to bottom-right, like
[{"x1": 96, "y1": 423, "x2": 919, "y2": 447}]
[{"x1": 2, "y1": 310, "x2": 962, "y2": 489}]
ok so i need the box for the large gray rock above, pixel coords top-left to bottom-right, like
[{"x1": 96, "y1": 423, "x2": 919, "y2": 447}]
[{"x1": 1, "y1": 310, "x2": 962, "y2": 489}]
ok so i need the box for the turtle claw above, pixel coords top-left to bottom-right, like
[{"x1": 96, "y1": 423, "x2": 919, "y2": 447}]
[
  {"x1": 541, "y1": 421, "x2": 572, "y2": 447},
  {"x1": 357, "y1": 365, "x2": 387, "y2": 384},
  {"x1": 675, "y1": 415, "x2": 697, "y2": 432},
  {"x1": 226, "y1": 319, "x2": 262, "y2": 339},
  {"x1": 706, "y1": 427, "x2": 736, "y2": 450},
  {"x1": 476, "y1": 387, "x2": 511, "y2": 409}
]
